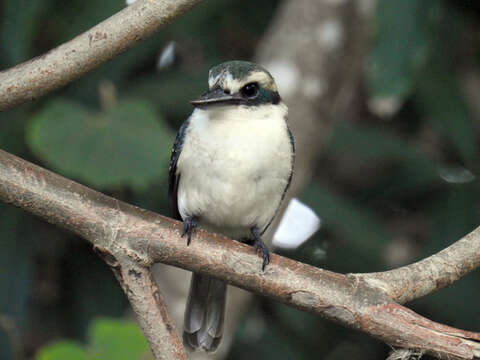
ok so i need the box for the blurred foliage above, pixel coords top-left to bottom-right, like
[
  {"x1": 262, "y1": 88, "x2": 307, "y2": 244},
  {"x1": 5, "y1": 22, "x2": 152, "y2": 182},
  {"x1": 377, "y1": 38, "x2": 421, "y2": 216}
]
[
  {"x1": 367, "y1": 0, "x2": 438, "y2": 101},
  {"x1": 1, "y1": 0, "x2": 480, "y2": 359},
  {"x1": 27, "y1": 99, "x2": 173, "y2": 190},
  {"x1": 37, "y1": 342, "x2": 88, "y2": 360},
  {"x1": 36, "y1": 318, "x2": 149, "y2": 360}
]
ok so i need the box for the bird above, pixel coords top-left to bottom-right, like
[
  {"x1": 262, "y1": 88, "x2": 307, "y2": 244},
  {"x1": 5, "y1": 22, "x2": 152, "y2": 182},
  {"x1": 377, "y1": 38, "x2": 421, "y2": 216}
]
[{"x1": 168, "y1": 60, "x2": 294, "y2": 352}]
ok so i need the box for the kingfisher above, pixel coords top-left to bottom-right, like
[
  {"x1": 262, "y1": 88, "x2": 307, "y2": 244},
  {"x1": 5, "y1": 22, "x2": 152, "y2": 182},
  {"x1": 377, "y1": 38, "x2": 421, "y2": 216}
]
[{"x1": 168, "y1": 60, "x2": 295, "y2": 352}]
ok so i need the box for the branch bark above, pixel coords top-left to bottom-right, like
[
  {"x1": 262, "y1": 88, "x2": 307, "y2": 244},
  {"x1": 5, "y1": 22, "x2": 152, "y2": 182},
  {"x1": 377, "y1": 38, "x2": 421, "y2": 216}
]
[
  {"x1": 358, "y1": 231, "x2": 480, "y2": 304},
  {"x1": 0, "y1": 148, "x2": 187, "y2": 359},
  {"x1": 97, "y1": 250, "x2": 187, "y2": 360},
  {"x1": 1, "y1": 149, "x2": 480, "y2": 360},
  {"x1": 0, "y1": 0, "x2": 203, "y2": 111}
]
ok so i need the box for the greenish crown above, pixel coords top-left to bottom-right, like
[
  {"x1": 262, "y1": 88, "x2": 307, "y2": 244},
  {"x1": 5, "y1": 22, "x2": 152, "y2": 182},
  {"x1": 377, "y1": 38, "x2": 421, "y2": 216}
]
[{"x1": 209, "y1": 60, "x2": 273, "y2": 82}]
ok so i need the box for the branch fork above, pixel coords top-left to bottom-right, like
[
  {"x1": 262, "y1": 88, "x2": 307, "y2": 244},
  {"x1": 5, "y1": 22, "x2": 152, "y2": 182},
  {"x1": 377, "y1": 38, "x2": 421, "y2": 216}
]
[{"x1": 1, "y1": 148, "x2": 480, "y2": 359}]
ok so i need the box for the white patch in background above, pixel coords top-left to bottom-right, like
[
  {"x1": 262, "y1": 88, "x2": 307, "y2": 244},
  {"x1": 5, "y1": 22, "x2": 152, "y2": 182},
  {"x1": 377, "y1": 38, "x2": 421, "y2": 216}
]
[
  {"x1": 315, "y1": 20, "x2": 343, "y2": 51},
  {"x1": 312, "y1": 246, "x2": 327, "y2": 261},
  {"x1": 367, "y1": 96, "x2": 403, "y2": 118},
  {"x1": 438, "y1": 166, "x2": 475, "y2": 184},
  {"x1": 157, "y1": 41, "x2": 176, "y2": 71},
  {"x1": 263, "y1": 60, "x2": 300, "y2": 98},
  {"x1": 125, "y1": 0, "x2": 137, "y2": 5},
  {"x1": 273, "y1": 198, "x2": 321, "y2": 250},
  {"x1": 303, "y1": 77, "x2": 327, "y2": 98}
]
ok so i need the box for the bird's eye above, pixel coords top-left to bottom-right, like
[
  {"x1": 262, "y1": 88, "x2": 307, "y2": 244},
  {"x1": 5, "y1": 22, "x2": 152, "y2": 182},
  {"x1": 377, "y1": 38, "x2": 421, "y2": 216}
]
[{"x1": 240, "y1": 82, "x2": 259, "y2": 98}]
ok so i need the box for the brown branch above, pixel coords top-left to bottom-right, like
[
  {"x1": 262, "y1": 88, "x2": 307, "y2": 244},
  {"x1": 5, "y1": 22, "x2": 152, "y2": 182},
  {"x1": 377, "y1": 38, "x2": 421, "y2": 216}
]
[
  {"x1": 96, "y1": 250, "x2": 187, "y2": 360},
  {"x1": 0, "y1": 152, "x2": 186, "y2": 360},
  {"x1": 0, "y1": 0, "x2": 203, "y2": 111},
  {"x1": 0, "y1": 151, "x2": 187, "y2": 358},
  {"x1": 1, "y1": 150, "x2": 480, "y2": 359},
  {"x1": 358, "y1": 231, "x2": 480, "y2": 304}
]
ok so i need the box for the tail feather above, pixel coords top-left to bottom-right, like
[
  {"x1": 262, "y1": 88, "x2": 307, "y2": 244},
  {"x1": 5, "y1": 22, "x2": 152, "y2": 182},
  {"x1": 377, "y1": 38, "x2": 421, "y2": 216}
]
[{"x1": 183, "y1": 273, "x2": 227, "y2": 352}]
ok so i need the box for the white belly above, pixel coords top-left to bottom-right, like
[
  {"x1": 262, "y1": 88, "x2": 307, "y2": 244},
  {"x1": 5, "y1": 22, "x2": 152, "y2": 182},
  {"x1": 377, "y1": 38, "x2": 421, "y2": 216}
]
[{"x1": 177, "y1": 104, "x2": 292, "y2": 239}]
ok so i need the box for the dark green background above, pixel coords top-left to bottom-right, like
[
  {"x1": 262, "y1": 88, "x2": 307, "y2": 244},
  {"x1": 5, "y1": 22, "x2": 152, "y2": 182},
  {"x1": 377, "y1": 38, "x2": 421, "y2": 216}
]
[{"x1": 1, "y1": 0, "x2": 479, "y2": 359}]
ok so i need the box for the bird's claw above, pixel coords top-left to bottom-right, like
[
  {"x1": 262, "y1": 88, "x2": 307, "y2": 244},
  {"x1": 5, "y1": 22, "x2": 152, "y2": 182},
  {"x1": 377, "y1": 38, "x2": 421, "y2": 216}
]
[
  {"x1": 182, "y1": 216, "x2": 198, "y2": 245},
  {"x1": 251, "y1": 226, "x2": 270, "y2": 271},
  {"x1": 254, "y1": 239, "x2": 270, "y2": 270}
]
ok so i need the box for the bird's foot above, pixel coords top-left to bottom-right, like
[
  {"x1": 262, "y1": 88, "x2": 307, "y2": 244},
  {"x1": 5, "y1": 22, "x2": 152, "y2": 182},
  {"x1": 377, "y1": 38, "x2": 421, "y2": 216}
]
[
  {"x1": 182, "y1": 216, "x2": 198, "y2": 245},
  {"x1": 251, "y1": 227, "x2": 270, "y2": 271}
]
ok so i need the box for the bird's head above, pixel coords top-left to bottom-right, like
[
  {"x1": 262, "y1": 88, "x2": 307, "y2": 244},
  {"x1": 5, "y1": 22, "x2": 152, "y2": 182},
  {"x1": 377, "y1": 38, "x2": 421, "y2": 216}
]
[{"x1": 190, "y1": 61, "x2": 280, "y2": 108}]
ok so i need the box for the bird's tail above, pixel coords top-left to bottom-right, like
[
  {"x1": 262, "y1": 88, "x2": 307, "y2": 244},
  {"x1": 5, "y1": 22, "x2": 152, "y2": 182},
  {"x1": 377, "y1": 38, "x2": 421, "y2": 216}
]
[{"x1": 183, "y1": 273, "x2": 227, "y2": 352}]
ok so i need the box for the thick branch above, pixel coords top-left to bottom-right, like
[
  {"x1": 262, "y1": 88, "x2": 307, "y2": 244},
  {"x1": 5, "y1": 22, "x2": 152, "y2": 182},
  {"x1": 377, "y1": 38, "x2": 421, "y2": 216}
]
[
  {"x1": 1, "y1": 150, "x2": 480, "y2": 359},
  {"x1": 0, "y1": 0, "x2": 203, "y2": 111},
  {"x1": 0, "y1": 149, "x2": 186, "y2": 359}
]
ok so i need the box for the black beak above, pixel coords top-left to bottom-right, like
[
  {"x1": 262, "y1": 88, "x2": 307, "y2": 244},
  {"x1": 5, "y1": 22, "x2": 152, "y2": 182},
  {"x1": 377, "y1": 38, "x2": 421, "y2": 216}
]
[{"x1": 190, "y1": 88, "x2": 243, "y2": 107}]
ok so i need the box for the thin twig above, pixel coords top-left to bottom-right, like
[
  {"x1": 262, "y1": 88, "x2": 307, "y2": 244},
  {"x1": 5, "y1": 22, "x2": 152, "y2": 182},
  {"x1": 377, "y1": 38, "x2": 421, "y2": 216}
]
[{"x1": 357, "y1": 231, "x2": 480, "y2": 304}]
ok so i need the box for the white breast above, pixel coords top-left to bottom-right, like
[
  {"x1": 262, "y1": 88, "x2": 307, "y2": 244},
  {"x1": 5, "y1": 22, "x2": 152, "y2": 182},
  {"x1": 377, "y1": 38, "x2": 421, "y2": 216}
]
[{"x1": 177, "y1": 103, "x2": 292, "y2": 239}]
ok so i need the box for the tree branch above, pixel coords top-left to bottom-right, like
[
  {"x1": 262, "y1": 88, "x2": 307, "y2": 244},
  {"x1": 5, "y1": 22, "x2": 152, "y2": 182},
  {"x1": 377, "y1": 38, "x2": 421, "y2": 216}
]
[
  {"x1": 0, "y1": 152, "x2": 186, "y2": 359},
  {"x1": 1, "y1": 148, "x2": 480, "y2": 359},
  {"x1": 0, "y1": 0, "x2": 203, "y2": 111},
  {"x1": 359, "y1": 231, "x2": 480, "y2": 304},
  {"x1": 96, "y1": 250, "x2": 187, "y2": 360}
]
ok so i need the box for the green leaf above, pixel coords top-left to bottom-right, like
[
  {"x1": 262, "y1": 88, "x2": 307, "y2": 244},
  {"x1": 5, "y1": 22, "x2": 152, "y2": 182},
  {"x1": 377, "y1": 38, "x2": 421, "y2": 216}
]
[
  {"x1": 36, "y1": 341, "x2": 88, "y2": 360},
  {"x1": 89, "y1": 318, "x2": 149, "y2": 360},
  {"x1": 367, "y1": 0, "x2": 442, "y2": 101},
  {"x1": 415, "y1": 67, "x2": 476, "y2": 165},
  {"x1": 27, "y1": 99, "x2": 174, "y2": 191}
]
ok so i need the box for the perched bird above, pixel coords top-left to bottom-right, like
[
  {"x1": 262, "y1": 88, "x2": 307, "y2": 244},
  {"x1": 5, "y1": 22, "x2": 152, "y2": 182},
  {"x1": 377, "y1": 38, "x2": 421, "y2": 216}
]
[{"x1": 168, "y1": 60, "x2": 294, "y2": 352}]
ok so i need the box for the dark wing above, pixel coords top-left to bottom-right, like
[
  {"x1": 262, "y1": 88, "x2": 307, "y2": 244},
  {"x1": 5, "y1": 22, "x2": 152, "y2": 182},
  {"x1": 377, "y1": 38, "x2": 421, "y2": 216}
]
[
  {"x1": 260, "y1": 121, "x2": 295, "y2": 235},
  {"x1": 168, "y1": 118, "x2": 191, "y2": 221},
  {"x1": 283, "y1": 124, "x2": 295, "y2": 199}
]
